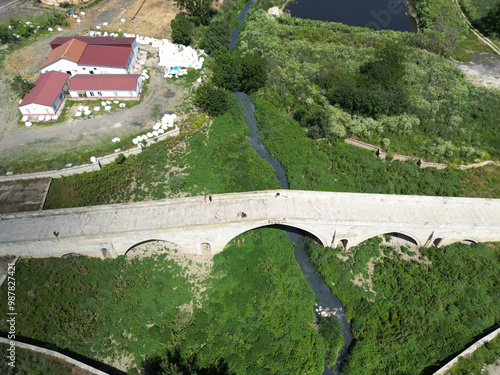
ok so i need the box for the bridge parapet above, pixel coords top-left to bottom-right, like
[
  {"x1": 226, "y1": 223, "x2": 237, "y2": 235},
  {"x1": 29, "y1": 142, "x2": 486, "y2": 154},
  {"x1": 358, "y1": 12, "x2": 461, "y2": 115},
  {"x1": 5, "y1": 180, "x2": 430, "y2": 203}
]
[{"x1": 1, "y1": 190, "x2": 499, "y2": 258}]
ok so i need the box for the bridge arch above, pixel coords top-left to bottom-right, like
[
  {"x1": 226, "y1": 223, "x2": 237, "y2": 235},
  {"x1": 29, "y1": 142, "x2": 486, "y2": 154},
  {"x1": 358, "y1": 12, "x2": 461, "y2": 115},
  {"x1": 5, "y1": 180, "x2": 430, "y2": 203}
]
[
  {"x1": 220, "y1": 222, "x2": 329, "y2": 253},
  {"x1": 125, "y1": 239, "x2": 182, "y2": 259},
  {"x1": 353, "y1": 231, "x2": 421, "y2": 249}
]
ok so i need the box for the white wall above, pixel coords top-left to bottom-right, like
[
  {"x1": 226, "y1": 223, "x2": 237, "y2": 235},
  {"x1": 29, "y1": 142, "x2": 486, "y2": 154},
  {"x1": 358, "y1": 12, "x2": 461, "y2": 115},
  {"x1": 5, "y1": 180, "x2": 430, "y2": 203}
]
[
  {"x1": 40, "y1": 59, "x2": 79, "y2": 75},
  {"x1": 19, "y1": 103, "x2": 55, "y2": 116}
]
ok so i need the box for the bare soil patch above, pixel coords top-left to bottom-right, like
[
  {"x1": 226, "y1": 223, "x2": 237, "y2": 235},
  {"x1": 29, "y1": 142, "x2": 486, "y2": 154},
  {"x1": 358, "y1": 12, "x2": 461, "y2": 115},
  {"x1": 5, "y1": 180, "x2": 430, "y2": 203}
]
[
  {"x1": 453, "y1": 53, "x2": 500, "y2": 90},
  {"x1": 0, "y1": 177, "x2": 51, "y2": 213}
]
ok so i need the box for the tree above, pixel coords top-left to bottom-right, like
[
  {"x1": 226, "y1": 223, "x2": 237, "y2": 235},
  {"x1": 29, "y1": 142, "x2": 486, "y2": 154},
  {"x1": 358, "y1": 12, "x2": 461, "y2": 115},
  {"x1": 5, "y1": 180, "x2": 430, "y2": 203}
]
[
  {"x1": 239, "y1": 51, "x2": 268, "y2": 93},
  {"x1": 199, "y1": 19, "x2": 231, "y2": 55},
  {"x1": 194, "y1": 83, "x2": 230, "y2": 116},
  {"x1": 10, "y1": 75, "x2": 34, "y2": 98},
  {"x1": 173, "y1": 0, "x2": 212, "y2": 25},
  {"x1": 170, "y1": 14, "x2": 193, "y2": 45},
  {"x1": 211, "y1": 50, "x2": 239, "y2": 90}
]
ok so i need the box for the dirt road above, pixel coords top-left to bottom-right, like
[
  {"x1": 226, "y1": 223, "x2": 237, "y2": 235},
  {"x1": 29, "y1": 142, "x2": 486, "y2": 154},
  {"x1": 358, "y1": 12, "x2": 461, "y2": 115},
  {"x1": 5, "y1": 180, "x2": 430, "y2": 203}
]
[{"x1": 0, "y1": 0, "x2": 185, "y2": 167}]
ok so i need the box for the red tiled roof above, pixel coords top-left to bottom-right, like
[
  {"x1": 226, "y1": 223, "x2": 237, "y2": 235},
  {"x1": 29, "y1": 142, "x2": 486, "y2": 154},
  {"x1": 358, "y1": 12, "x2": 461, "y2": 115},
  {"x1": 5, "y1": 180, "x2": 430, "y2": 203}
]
[
  {"x1": 50, "y1": 36, "x2": 136, "y2": 49},
  {"x1": 68, "y1": 74, "x2": 141, "y2": 91},
  {"x1": 40, "y1": 39, "x2": 87, "y2": 69},
  {"x1": 78, "y1": 45, "x2": 132, "y2": 68},
  {"x1": 19, "y1": 71, "x2": 70, "y2": 107}
]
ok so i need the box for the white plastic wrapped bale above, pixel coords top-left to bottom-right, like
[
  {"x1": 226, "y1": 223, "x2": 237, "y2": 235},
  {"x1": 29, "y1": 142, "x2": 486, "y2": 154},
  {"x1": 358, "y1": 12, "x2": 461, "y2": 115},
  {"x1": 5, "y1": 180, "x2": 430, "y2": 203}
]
[
  {"x1": 90, "y1": 156, "x2": 97, "y2": 163},
  {"x1": 103, "y1": 22, "x2": 108, "y2": 26},
  {"x1": 112, "y1": 137, "x2": 120, "y2": 143},
  {"x1": 39, "y1": 115, "x2": 45, "y2": 121},
  {"x1": 158, "y1": 40, "x2": 204, "y2": 71},
  {"x1": 94, "y1": 106, "x2": 100, "y2": 111},
  {"x1": 52, "y1": 115, "x2": 58, "y2": 120},
  {"x1": 113, "y1": 100, "x2": 119, "y2": 104},
  {"x1": 121, "y1": 18, "x2": 126, "y2": 22},
  {"x1": 57, "y1": 27, "x2": 63, "y2": 32},
  {"x1": 147, "y1": 132, "x2": 153, "y2": 137},
  {"x1": 96, "y1": 25, "x2": 101, "y2": 29},
  {"x1": 105, "y1": 106, "x2": 111, "y2": 111},
  {"x1": 25, "y1": 122, "x2": 32, "y2": 127},
  {"x1": 132, "y1": 138, "x2": 139, "y2": 145},
  {"x1": 119, "y1": 103, "x2": 126, "y2": 108},
  {"x1": 48, "y1": 28, "x2": 53, "y2": 31},
  {"x1": 101, "y1": 102, "x2": 107, "y2": 106},
  {"x1": 22, "y1": 116, "x2": 28, "y2": 122},
  {"x1": 45, "y1": 115, "x2": 51, "y2": 121},
  {"x1": 84, "y1": 110, "x2": 91, "y2": 116},
  {"x1": 80, "y1": 11, "x2": 86, "y2": 16},
  {"x1": 153, "y1": 130, "x2": 159, "y2": 136},
  {"x1": 158, "y1": 128, "x2": 164, "y2": 134},
  {"x1": 77, "y1": 19, "x2": 81, "y2": 24},
  {"x1": 78, "y1": 105, "x2": 84, "y2": 111},
  {"x1": 95, "y1": 31, "x2": 102, "y2": 36},
  {"x1": 153, "y1": 123, "x2": 160, "y2": 130},
  {"x1": 103, "y1": 32, "x2": 108, "y2": 37},
  {"x1": 75, "y1": 112, "x2": 82, "y2": 117}
]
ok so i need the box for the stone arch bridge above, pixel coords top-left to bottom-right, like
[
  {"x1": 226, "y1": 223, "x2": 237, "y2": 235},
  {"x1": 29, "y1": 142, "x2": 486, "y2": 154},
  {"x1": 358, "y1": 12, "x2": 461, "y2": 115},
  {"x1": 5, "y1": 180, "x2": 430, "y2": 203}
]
[{"x1": 0, "y1": 190, "x2": 499, "y2": 259}]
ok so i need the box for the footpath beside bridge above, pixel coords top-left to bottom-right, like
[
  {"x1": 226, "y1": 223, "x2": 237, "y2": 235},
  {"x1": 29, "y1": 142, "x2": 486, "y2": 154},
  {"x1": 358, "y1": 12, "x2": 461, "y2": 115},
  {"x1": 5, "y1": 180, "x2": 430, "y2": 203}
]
[{"x1": 0, "y1": 190, "x2": 499, "y2": 258}]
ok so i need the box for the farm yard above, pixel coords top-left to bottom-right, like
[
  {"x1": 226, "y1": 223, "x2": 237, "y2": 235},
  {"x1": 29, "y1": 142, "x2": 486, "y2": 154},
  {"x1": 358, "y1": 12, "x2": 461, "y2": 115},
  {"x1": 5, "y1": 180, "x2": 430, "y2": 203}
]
[{"x1": 0, "y1": 0, "x2": 188, "y2": 174}]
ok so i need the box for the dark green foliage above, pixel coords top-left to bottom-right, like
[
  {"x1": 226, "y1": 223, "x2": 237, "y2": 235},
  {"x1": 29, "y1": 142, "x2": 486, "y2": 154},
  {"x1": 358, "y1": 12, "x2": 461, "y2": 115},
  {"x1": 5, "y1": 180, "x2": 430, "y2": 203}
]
[
  {"x1": 199, "y1": 19, "x2": 231, "y2": 55},
  {"x1": 460, "y1": 0, "x2": 500, "y2": 37},
  {"x1": 9, "y1": 75, "x2": 34, "y2": 99},
  {"x1": 172, "y1": 227, "x2": 325, "y2": 374},
  {"x1": 318, "y1": 318, "x2": 344, "y2": 367},
  {"x1": 304, "y1": 238, "x2": 500, "y2": 374},
  {"x1": 239, "y1": 51, "x2": 268, "y2": 93},
  {"x1": 114, "y1": 153, "x2": 126, "y2": 165},
  {"x1": 173, "y1": 0, "x2": 212, "y2": 25},
  {"x1": 171, "y1": 14, "x2": 194, "y2": 45},
  {"x1": 59, "y1": 2, "x2": 73, "y2": 8},
  {"x1": 0, "y1": 344, "x2": 76, "y2": 374},
  {"x1": 211, "y1": 50, "x2": 239, "y2": 90},
  {"x1": 193, "y1": 83, "x2": 230, "y2": 116},
  {"x1": 447, "y1": 334, "x2": 500, "y2": 374},
  {"x1": 168, "y1": 174, "x2": 186, "y2": 192}
]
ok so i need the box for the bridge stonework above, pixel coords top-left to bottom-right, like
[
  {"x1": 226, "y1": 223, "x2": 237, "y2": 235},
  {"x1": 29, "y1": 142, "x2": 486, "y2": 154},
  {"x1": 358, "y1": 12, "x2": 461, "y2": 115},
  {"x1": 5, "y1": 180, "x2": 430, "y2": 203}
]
[{"x1": 0, "y1": 190, "x2": 499, "y2": 258}]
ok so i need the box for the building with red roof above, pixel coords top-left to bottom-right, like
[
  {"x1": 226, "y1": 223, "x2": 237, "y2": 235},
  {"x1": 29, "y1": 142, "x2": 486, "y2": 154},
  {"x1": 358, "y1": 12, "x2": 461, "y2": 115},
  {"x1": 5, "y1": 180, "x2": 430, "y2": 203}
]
[
  {"x1": 68, "y1": 74, "x2": 143, "y2": 99},
  {"x1": 18, "y1": 71, "x2": 70, "y2": 117},
  {"x1": 41, "y1": 36, "x2": 137, "y2": 75}
]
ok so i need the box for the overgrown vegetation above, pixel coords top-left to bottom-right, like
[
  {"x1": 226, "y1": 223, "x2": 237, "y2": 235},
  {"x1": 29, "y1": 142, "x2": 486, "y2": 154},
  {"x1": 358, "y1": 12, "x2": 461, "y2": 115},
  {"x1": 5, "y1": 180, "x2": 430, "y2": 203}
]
[
  {"x1": 460, "y1": 0, "x2": 500, "y2": 37},
  {"x1": 446, "y1": 334, "x2": 500, "y2": 374},
  {"x1": 44, "y1": 93, "x2": 279, "y2": 209},
  {"x1": 0, "y1": 228, "x2": 326, "y2": 374},
  {"x1": 239, "y1": 8, "x2": 500, "y2": 162},
  {"x1": 304, "y1": 237, "x2": 500, "y2": 374}
]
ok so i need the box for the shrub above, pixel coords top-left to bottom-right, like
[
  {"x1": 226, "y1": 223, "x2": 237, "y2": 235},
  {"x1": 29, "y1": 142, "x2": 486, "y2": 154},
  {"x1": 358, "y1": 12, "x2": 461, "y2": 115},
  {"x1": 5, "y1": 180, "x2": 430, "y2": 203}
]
[
  {"x1": 193, "y1": 83, "x2": 230, "y2": 116},
  {"x1": 199, "y1": 19, "x2": 231, "y2": 55},
  {"x1": 171, "y1": 14, "x2": 193, "y2": 46}
]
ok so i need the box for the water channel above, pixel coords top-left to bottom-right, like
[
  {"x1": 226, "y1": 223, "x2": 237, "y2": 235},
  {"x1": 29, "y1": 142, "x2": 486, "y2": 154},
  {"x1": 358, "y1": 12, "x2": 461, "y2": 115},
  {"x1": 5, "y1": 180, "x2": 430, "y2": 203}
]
[
  {"x1": 230, "y1": 3, "x2": 354, "y2": 374},
  {"x1": 284, "y1": 0, "x2": 418, "y2": 32}
]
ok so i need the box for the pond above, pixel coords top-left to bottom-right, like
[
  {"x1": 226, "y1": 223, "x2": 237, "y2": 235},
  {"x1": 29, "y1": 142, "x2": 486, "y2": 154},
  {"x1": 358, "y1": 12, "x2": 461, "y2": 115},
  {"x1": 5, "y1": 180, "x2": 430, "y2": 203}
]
[{"x1": 283, "y1": 0, "x2": 418, "y2": 32}]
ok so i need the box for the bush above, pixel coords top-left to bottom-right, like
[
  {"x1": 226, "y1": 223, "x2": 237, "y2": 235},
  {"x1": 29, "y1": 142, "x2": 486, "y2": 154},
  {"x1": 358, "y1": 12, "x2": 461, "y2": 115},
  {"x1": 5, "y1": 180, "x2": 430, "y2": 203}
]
[
  {"x1": 194, "y1": 83, "x2": 230, "y2": 116},
  {"x1": 169, "y1": 174, "x2": 186, "y2": 192},
  {"x1": 199, "y1": 19, "x2": 231, "y2": 55},
  {"x1": 211, "y1": 49, "x2": 239, "y2": 90},
  {"x1": 171, "y1": 14, "x2": 193, "y2": 46},
  {"x1": 9, "y1": 75, "x2": 34, "y2": 98},
  {"x1": 239, "y1": 51, "x2": 268, "y2": 93}
]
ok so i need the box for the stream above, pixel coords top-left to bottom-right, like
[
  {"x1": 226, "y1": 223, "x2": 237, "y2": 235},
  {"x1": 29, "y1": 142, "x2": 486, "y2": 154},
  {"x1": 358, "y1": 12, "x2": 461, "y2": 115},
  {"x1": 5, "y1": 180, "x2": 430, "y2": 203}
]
[{"x1": 230, "y1": 3, "x2": 354, "y2": 374}]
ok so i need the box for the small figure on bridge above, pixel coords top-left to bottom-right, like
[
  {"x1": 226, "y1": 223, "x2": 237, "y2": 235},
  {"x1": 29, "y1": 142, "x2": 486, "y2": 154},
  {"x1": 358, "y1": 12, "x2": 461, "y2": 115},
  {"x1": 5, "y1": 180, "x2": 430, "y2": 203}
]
[
  {"x1": 53, "y1": 231, "x2": 59, "y2": 237},
  {"x1": 275, "y1": 192, "x2": 280, "y2": 198},
  {"x1": 204, "y1": 195, "x2": 207, "y2": 203},
  {"x1": 214, "y1": 212, "x2": 219, "y2": 220},
  {"x1": 209, "y1": 195, "x2": 212, "y2": 202},
  {"x1": 241, "y1": 212, "x2": 247, "y2": 218}
]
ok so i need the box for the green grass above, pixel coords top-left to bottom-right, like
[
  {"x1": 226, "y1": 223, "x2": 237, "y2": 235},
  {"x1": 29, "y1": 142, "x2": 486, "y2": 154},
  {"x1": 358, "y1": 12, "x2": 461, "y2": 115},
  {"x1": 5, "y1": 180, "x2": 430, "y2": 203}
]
[
  {"x1": 43, "y1": 92, "x2": 279, "y2": 209},
  {"x1": 452, "y1": 32, "x2": 496, "y2": 61}
]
